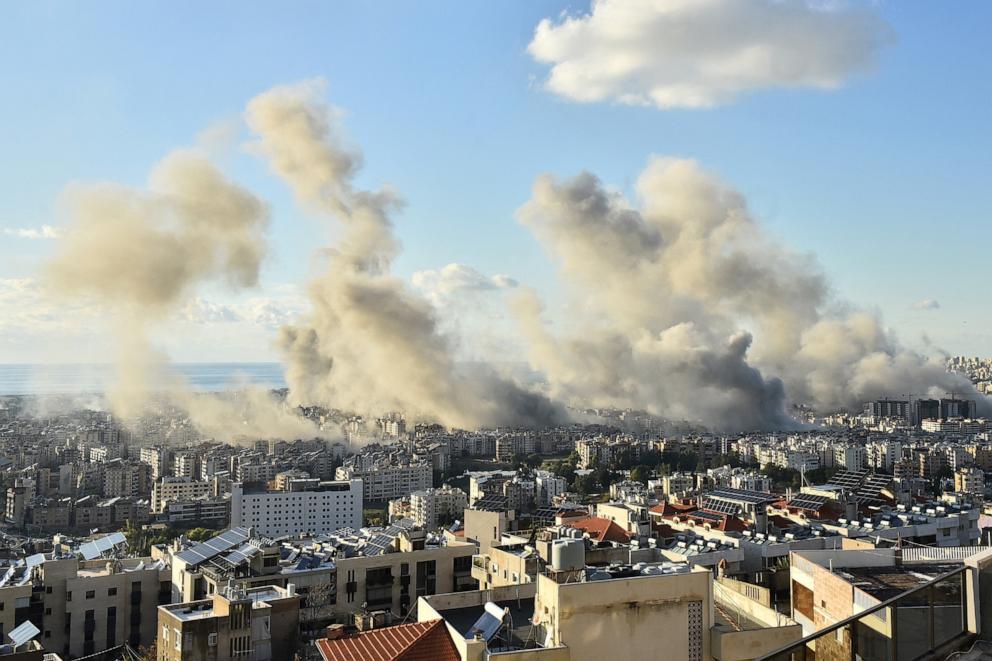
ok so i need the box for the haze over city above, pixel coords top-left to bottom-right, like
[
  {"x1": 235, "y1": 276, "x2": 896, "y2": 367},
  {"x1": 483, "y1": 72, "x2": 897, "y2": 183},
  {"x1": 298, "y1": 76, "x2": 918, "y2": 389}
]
[{"x1": 1, "y1": 4, "x2": 992, "y2": 661}]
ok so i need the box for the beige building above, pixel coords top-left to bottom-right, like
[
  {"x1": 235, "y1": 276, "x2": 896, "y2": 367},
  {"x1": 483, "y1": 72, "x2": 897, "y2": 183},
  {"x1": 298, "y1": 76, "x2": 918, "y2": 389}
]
[
  {"x1": 409, "y1": 486, "x2": 468, "y2": 530},
  {"x1": 955, "y1": 467, "x2": 985, "y2": 495},
  {"x1": 0, "y1": 555, "x2": 169, "y2": 659},
  {"x1": 157, "y1": 585, "x2": 300, "y2": 661},
  {"x1": 169, "y1": 526, "x2": 477, "y2": 622},
  {"x1": 335, "y1": 462, "x2": 431, "y2": 502},
  {"x1": 152, "y1": 477, "x2": 213, "y2": 513},
  {"x1": 419, "y1": 563, "x2": 717, "y2": 661},
  {"x1": 463, "y1": 507, "x2": 517, "y2": 555}
]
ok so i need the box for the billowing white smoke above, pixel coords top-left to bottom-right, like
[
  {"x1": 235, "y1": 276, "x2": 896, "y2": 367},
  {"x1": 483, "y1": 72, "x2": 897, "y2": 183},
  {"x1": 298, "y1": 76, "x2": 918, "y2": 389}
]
[
  {"x1": 245, "y1": 80, "x2": 564, "y2": 429},
  {"x1": 513, "y1": 157, "x2": 988, "y2": 429},
  {"x1": 46, "y1": 149, "x2": 320, "y2": 441}
]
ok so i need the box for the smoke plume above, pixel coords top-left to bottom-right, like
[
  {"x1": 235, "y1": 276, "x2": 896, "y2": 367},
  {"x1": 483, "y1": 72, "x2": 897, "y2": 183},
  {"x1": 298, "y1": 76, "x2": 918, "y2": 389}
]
[
  {"x1": 513, "y1": 157, "x2": 988, "y2": 429},
  {"x1": 46, "y1": 149, "x2": 320, "y2": 440},
  {"x1": 246, "y1": 80, "x2": 564, "y2": 429}
]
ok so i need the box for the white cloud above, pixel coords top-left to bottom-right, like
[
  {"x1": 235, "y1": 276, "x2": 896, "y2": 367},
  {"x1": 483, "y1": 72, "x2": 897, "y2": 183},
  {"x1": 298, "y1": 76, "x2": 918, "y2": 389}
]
[
  {"x1": 2, "y1": 225, "x2": 62, "y2": 239},
  {"x1": 913, "y1": 298, "x2": 940, "y2": 311},
  {"x1": 411, "y1": 263, "x2": 517, "y2": 305},
  {"x1": 528, "y1": 0, "x2": 891, "y2": 109},
  {"x1": 180, "y1": 297, "x2": 243, "y2": 324}
]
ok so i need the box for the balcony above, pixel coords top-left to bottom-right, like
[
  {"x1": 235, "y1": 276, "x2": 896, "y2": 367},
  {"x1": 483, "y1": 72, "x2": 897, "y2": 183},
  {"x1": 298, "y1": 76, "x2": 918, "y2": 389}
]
[{"x1": 757, "y1": 566, "x2": 970, "y2": 661}]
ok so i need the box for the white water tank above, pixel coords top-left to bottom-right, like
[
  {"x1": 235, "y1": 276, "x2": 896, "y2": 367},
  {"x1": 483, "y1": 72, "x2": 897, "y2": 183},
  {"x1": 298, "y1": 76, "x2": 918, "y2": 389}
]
[{"x1": 551, "y1": 539, "x2": 584, "y2": 571}]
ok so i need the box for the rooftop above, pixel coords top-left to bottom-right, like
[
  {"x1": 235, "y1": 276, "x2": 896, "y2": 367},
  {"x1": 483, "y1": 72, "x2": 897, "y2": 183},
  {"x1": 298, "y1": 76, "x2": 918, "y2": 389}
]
[
  {"x1": 316, "y1": 618, "x2": 459, "y2": 661},
  {"x1": 837, "y1": 564, "x2": 961, "y2": 601}
]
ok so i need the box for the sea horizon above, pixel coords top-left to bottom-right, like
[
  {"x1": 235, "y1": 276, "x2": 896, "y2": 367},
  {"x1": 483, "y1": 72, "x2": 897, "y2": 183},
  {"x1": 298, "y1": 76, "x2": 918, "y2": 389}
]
[{"x1": 0, "y1": 362, "x2": 287, "y2": 396}]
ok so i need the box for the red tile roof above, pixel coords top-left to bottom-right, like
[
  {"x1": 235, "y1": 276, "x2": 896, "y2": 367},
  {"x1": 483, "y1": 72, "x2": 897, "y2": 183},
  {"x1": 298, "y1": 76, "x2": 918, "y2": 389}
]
[
  {"x1": 566, "y1": 516, "x2": 631, "y2": 543},
  {"x1": 316, "y1": 619, "x2": 460, "y2": 661},
  {"x1": 649, "y1": 501, "x2": 694, "y2": 517}
]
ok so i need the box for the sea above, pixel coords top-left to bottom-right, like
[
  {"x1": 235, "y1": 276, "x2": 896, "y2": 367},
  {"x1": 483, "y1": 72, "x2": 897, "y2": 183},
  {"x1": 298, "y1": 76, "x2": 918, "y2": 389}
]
[{"x1": 0, "y1": 363, "x2": 286, "y2": 396}]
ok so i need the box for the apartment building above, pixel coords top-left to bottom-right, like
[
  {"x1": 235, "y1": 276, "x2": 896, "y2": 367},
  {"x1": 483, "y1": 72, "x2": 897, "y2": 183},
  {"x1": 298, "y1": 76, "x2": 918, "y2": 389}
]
[
  {"x1": 335, "y1": 463, "x2": 430, "y2": 502},
  {"x1": 139, "y1": 447, "x2": 173, "y2": 481},
  {"x1": 151, "y1": 477, "x2": 212, "y2": 513},
  {"x1": 0, "y1": 553, "x2": 169, "y2": 659},
  {"x1": 157, "y1": 585, "x2": 300, "y2": 661},
  {"x1": 230, "y1": 480, "x2": 362, "y2": 537},
  {"x1": 408, "y1": 486, "x2": 468, "y2": 530},
  {"x1": 168, "y1": 525, "x2": 476, "y2": 622},
  {"x1": 162, "y1": 497, "x2": 230, "y2": 527},
  {"x1": 102, "y1": 460, "x2": 152, "y2": 498}
]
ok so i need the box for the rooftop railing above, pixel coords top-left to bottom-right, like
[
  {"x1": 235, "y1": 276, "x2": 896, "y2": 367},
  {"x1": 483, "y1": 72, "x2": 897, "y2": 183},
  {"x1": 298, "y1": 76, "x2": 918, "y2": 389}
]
[{"x1": 757, "y1": 565, "x2": 969, "y2": 661}]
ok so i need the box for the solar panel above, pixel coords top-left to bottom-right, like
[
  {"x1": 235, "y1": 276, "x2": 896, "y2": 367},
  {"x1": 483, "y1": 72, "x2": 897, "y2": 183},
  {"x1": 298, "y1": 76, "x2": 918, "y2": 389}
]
[
  {"x1": 830, "y1": 470, "x2": 868, "y2": 489},
  {"x1": 708, "y1": 488, "x2": 778, "y2": 505},
  {"x1": 224, "y1": 543, "x2": 261, "y2": 566},
  {"x1": 8, "y1": 621, "x2": 39, "y2": 648},
  {"x1": 24, "y1": 554, "x2": 45, "y2": 569},
  {"x1": 464, "y1": 602, "x2": 506, "y2": 642},
  {"x1": 364, "y1": 533, "x2": 393, "y2": 556},
  {"x1": 787, "y1": 494, "x2": 830, "y2": 510},
  {"x1": 175, "y1": 527, "x2": 250, "y2": 565},
  {"x1": 78, "y1": 531, "x2": 127, "y2": 560},
  {"x1": 473, "y1": 496, "x2": 508, "y2": 512},
  {"x1": 701, "y1": 499, "x2": 739, "y2": 515},
  {"x1": 688, "y1": 510, "x2": 725, "y2": 522}
]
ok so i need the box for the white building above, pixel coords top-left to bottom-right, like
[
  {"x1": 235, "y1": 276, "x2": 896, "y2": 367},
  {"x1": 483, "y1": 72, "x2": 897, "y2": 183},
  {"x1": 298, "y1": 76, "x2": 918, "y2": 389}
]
[
  {"x1": 336, "y1": 462, "x2": 431, "y2": 502},
  {"x1": 867, "y1": 441, "x2": 902, "y2": 471},
  {"x1": 833, "y1": 445, "x2": 866, "y2": 471},
  {"x1": 409, "y1": 486, "x2": 468, "y2": 529},
  {"x1": 535, "y1": 470, "x2": 567, "y2": 505},
  {"x1": 230, "y1": 479, "x2": 363, "y2": 537},
  {"x1": 139, "y1": 445, "x2": 173, "y2": 481}
]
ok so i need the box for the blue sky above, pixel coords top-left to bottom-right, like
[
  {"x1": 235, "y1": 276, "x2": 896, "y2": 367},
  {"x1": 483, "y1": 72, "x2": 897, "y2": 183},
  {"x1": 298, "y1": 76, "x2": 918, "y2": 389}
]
[{"x1": 1, "y1": 1, "x2": 990, "y2": 363}]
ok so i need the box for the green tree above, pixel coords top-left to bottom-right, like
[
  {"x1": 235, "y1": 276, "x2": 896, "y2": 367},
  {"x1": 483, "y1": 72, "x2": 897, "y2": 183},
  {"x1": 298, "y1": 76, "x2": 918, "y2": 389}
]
[
  {"x1": 186, "y1": 527, "x2": 215, "y2": 542},
  {"x1": 631, "y1": 465, "x2": 650, "y2": 485},
  {"x1": 573, "y1": 474, "x2": 597, "y2": 495}
]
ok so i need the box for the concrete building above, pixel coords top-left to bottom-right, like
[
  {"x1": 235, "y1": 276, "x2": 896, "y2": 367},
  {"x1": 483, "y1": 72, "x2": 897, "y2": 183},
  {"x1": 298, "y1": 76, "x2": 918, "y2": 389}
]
[
  {"x1": 139, "y1": 446, "x2": 173, "y2": 481},
  {"x1": 102, "y1": 460, "x2": 152, "y2": 498},
  {"x1": 163, "y1": 497, "x2": 230, "y2": 527},
  {"x1": 833, "y1": 445, "x2": 866, "y2": 471},
  {"x1": 230, "y1": 480, "x2": 362, "y2": 537},
  {"x1": 535, "y1": 470, "x2": 567, "y2": 506},
  {"x1": 415, "y1": 559, "x2": 788, "y2": 661},
  {"x1": 151, "y1": 477, "x2": 212, "y2": 513},
  {"x1": 956, "y1": 467, "x2": 985, "y2": 496},
  {"x1": 157, "y1": 585, "x2": 300, "y2": 661},
  {"x1": 335, "y1": 463, "x2": 430, "y2": 503},
  {"x1": 409, "y1": 486, "x2": 468, "y2": 530},
  {"x1": 0, "y1": 554, "x2": 169, "y2": 659},
  {"x1": 168, "y1": 525, "x2": 477, "y2": 622}
]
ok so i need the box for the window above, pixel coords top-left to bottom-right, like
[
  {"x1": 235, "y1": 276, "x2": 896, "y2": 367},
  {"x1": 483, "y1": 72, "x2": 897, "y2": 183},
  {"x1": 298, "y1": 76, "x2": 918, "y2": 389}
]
[
  {"x1": 174, "y1": 628, "x2": 181, "y2": 651},
  {"x1": 66, "y1": 591, "x2": 72, "y2": 601},
  {"x1": 45, "y1": 587, "x2": 52, "y2": 594},
  {"x1": 108, "y1": 587, "x2": 117, "y2": 596},
  {"x1": 86, "y1": 590, "x2": 95, "y2": 599},
  {"x1": 44, "y1": 608, "x2": 51, "y2": 616},
  {"x1": 208, "y1": 632, "x2": 217, "y2": 647}
]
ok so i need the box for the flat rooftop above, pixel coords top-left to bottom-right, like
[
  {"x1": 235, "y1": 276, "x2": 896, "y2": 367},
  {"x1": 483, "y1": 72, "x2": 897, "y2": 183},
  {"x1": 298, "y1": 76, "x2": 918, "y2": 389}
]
[
  {"x1": 440, "y1": 596, "x2": 538, "y2": 651},
  {"x1": 838, "y1": 564, "x2": 960, "y2": 601}
]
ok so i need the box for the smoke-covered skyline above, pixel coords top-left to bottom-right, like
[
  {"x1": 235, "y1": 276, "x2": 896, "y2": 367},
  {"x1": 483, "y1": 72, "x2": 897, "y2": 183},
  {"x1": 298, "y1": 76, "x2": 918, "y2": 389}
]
[
  {"x1": 22, "y1": 77, "x2": 988, "y2": 433},
  {"x1": 2, "y1": 2, "x2": 991, "y2": 433}
]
